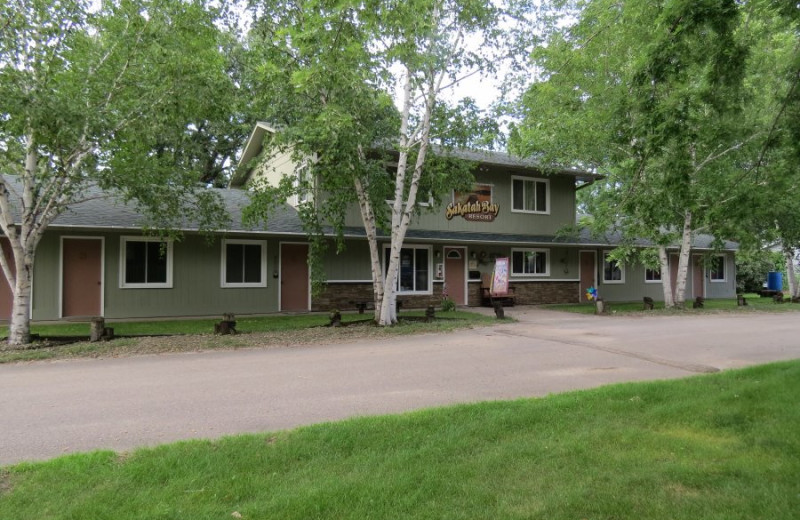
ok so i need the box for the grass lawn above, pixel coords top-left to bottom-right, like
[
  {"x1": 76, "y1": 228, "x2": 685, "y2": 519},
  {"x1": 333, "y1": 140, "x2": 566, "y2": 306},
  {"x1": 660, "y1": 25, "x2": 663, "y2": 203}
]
[
  {"x1": 544, "y1": 292, "x2": 800, "y2": 315},
  {"x1": 1, "y1": 360, "x2": 798, "y2": 519},
  {"x1": 0, "y1": 310, "x2": 498, "y2": 364}
]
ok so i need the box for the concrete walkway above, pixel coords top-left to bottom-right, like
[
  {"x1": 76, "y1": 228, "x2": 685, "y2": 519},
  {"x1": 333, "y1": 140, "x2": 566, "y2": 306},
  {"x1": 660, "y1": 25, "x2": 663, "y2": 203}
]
[{"x1": 1, "y1": 307, "x2": 798, "y2": 466}]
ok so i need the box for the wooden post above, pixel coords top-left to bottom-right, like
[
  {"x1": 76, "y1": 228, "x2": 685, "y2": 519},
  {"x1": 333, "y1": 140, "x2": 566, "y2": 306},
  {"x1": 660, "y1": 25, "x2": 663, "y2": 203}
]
[
  {"x1": 425, "y1": 305, "x2": 436, "y2": 322},
  {"x1": 493, "y1": 301, "x2": 505, "y2": 319},
  {"x1": 90, "y1": 317, "x2": 105, "y2": 342},
  {"x1": 329, "y1": 310, "x2": 342, "y2": 327},
  {"x1": 595, "y1": 298, "x2": 605, "y2": 315},
  {"x1": 215, "y1": 313, "x2": 237, "y2": 334}
]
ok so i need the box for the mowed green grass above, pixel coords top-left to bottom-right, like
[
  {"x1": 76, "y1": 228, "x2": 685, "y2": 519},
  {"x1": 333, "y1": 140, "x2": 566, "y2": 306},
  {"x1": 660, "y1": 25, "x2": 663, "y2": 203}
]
[
  {"x1": 545, "y1": 293, "x2": 800, "y2": 314},
  {"x1": 2, "y1": 361, "x2": 798, "y2": 519},
  {"x1": 0, "y1": 309, "x2": 493, "y2": 338}
]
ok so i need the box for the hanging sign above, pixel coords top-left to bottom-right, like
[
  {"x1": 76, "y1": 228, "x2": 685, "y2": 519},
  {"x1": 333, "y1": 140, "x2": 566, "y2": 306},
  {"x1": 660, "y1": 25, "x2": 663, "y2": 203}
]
[{"x1": 445, "y1": 184, "x2": 499, "y2": 222}]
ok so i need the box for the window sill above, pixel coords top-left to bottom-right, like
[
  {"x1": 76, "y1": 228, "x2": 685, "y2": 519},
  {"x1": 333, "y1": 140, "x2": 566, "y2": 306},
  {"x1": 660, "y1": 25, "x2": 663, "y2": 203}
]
[
  {"x1": 120, "y1": 284, "x2": 173, "y2": 289},
  {"x1": 510, "y1": 209, "x2": 550, "y2": 215}
]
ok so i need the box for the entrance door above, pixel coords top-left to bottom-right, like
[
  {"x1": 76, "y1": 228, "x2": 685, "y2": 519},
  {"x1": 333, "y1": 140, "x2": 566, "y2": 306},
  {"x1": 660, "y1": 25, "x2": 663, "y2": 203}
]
[
  {"x1": 0, "y1": 239, "x2": 14, "y2": 320},
  {"x1": 579, "y1": 251, "x2": 596, "y2": 302},
  {"x1": 280, "y1": 243, "x2": 309, "y2": 311},
  {"x1": 444, "y1": 247, "x2": 466, "y2": 305},
  {"x1": 62, "y1": 238, "x2": 103, "y2": 317},
  {"x1": 692, "y1": 255, "x2": 705, "y2": 299}
]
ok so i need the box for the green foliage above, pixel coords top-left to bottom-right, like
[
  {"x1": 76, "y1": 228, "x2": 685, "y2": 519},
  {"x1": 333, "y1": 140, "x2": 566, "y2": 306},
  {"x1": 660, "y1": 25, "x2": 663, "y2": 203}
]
[
  {"x1": 0, "y1": 0, "x2": 245, "y2": 230},
  {"x1": 511, "y1": 0, "x2": 753, "y2": 240},
  {"x1": 735, "y1": 249, "x2": 785, "y2": 293},
  {"x1": 2, "y1": 361, "x2": 799, "y2": 518},
  {"x1": 242, "y1": 0, "x2": 527, "y2": 302},
  {"x1": 440, "y1": 296, "x2": 456, "y2": 312}
]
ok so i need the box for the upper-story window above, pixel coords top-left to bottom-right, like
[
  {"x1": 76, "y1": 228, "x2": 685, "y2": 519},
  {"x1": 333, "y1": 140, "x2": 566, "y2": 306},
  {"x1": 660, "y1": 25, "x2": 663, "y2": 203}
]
[
  {"x1": 221, "y1": 239, "x2": 267, "y2": 288},
  {"x1": 710, "y1": 255, "x2": 726, "y2": 282},
  {"x1": 295, "y1": 162, "x2": 311, "y2": 205},
  {"x1": 511, "y1": 248, "x2": 550, "y2": 276},
  {"x1": 511, "y1": 176, "x2": 549, "y2": 214},
  {"x1": 603, "y1": 252, "x2": 625, "y2": 283},
  {"x1": 120, "y1": 237, "x2": 172, "y2": 289}
]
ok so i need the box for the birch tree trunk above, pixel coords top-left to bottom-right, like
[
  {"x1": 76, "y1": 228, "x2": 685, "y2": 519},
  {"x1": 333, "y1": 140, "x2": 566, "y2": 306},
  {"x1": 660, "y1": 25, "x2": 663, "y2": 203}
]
[
  {"x1": 377, "y1": 62, "x2": 438, "y2": 326},
  {"x1": 353, "y1": 176, "x2": 385, "y2": 322},
  {"x1": 673, "y1": 211, "x2": 693, "y2": 307},
  {"x1": 7, "y1": 250, "x2": 35, "y2": 346},
  {"x1": 658, "y1": 245, "x2": 675, "y2": 308},
  {"x1": 785, "y1": 247, "x2": 798, "y2": 299}
]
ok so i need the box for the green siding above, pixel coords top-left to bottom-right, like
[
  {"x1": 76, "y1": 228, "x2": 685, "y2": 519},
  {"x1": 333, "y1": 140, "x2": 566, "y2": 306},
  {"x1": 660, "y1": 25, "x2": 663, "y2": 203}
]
[
  {"x1": 31, "y1": 233, "x2": 63, "y2": 320},
  {"x1": 323, "y1": 240, "x2": 372, "y2": 280},
  {"x1": 32, "y1": 231, "x2": 284, "y2": 321},
  {"x1": 593, "y1": 251, "x2": 736, "y2": 302},
  {"x1": 344, "y1": 168, "x2": 577, "y2": 236},
  {"x1": 105, "y1": 234, "x2": 280, "y2": 319}
]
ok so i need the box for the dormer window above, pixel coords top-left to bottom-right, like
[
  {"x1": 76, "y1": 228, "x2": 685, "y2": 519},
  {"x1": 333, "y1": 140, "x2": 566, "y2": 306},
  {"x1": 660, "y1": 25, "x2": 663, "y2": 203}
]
[{"x1": 511, "y1": 176, "x2": 549, "y2": 214}]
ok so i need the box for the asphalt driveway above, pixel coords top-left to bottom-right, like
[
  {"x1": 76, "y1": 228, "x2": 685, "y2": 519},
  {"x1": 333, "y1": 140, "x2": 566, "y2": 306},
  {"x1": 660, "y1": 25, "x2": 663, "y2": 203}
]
[{"x1": 1, "y1": 308, "x2": 798, "y2": 466}]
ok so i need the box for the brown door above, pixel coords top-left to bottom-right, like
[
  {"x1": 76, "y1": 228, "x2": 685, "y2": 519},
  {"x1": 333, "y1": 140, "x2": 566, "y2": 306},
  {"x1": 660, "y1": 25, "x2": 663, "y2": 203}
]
[
  {"x1": 62, "y1": 238, "x2": 102, "y2": 317},
  {"x1": 692, "y1": 255, "x2": 705, "y2": 299},
  {"x1": 281, "y1": 243, "x2": 309, "y2": 311},
  {"x1": 579, "y1": 251, "x2": 596, "y2": 302},
  {"x1": 444, "y1": 247, "x2": 466, "y2": 305},
  {"x1": 0, "y1": 239, "x2": 14, "y2": 319}
]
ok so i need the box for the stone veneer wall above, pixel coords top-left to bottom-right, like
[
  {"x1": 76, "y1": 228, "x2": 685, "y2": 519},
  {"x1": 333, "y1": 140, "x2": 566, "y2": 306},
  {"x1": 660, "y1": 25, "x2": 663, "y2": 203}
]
[
  {"x1": 313, "y1": 280, "x2": 579, "y2": 311},
  {"x1": 312, "y1": 283, "x2": 446, "y2": 312},
  {"x1": 468, "y1": 281, "x2": 579, "y2": 306},
  {"x1": 509, "y1": 281, "x2": 579, "y2": 305}
]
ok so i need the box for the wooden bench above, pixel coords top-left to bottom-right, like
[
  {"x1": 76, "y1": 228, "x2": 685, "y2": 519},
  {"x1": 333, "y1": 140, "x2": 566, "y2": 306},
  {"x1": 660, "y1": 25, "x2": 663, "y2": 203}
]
[{"x1": 480, "y1": 273, "x2": 515, "y2": 307}]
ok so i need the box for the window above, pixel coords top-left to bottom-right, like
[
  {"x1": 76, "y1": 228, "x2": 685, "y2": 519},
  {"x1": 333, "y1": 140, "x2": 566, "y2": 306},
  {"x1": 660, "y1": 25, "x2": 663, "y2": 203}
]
[
  {"x1": 710, "y1": 255, "x2": 726, "y2": 282},
  {"x1": 120, "y1": 237, "x2": 172, "y2": 288},
  {"x1": 511, "y1": 176, "x2": 549, "y2": 214},
  {"x1": 222, "y1": 239, "x2": 267, "y2": 287},
  {"x1": 384, "y1": 245, "x2": 431, "y2": 294},
  {"x1": 295, "y1": 163, "x2": 311, "y2": 204},
  {"x1": 603, "y1": 252, "x2": 624, "y2": 283},
  {"x1": 645, "y1": 267, "x2": 662, "y2": 283},
  {"x1": 511, "y1": 248, "x2": 549, "y2": 276}
]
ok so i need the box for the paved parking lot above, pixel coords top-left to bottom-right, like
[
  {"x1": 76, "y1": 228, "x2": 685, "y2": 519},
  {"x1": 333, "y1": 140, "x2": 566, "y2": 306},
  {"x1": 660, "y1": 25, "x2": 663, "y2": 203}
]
[{"x1": 1, "y1": 308, "x2": 798, "y2": 465}]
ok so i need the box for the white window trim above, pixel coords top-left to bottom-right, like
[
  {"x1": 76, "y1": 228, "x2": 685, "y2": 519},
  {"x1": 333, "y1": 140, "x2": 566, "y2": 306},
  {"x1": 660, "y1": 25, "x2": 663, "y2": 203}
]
[
  {"x1": 221, "y1": 239, "x2": 268, "y2": 288},
  {"x1": 510, "y1": 175, "x2": 550, "y2": 215},
  {"x1": 511, "y1": 247, "x2": 550, "y2": 277},
  {"x1": 644, "y1": 267, "x2": 662, "y2": 284},
  {"x1": 119, "y1": 237, "x2": 173, "y2": 289},
  {"x1": 602, "y1": 251, "x2": 625, "y2": 284},
  {"x1": 710, "y1": 254, "x2": 727, "y2": 282},
  {"x1": 382, "y1": 244, "x2": 433, "y2": 295},
  {"x1": 294, "y1": 161, "x2": 311, "y2": 206}
]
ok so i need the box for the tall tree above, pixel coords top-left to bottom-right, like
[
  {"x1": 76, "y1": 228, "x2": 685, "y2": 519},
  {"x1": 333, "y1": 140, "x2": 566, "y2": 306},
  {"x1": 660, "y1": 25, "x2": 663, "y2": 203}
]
[
  {"x1": 0, "y1": 0, "x2": 239, "y2": 346},
  {"x1": 510, "y1": 0, "x2": 756, "y2": 307},
  {"x1": 703, "y1": 1, "x2": 800, "y2": 299},
  {"x1": 245, "y1": 0, "x2": 527, "y2": 324}
]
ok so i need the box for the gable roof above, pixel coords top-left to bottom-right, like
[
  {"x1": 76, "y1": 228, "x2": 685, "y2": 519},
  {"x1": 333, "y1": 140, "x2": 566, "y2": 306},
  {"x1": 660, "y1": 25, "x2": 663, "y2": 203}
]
[
  {"x1": 1, "y1": 176, "x2": 304, "y2": 236},
  {"x1": 229, "y1": 122, "x2": 602, "y2": 188}
]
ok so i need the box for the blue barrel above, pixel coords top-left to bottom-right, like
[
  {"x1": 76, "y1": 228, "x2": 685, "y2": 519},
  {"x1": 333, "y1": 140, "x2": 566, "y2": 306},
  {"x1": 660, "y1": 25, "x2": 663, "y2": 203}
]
[{"x1": 767, "y1": 271, "x2": 783, "y2": 291}]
